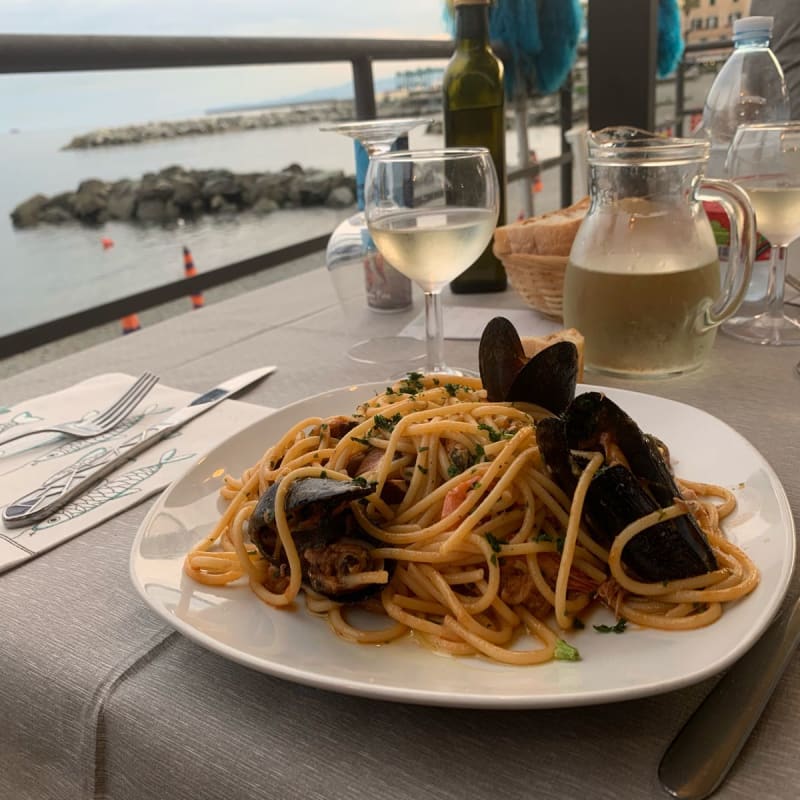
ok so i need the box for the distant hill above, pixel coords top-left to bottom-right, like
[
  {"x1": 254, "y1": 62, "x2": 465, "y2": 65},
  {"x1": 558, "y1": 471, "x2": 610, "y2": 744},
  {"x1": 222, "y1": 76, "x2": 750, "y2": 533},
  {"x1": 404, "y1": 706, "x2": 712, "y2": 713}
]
[{"x1": 207, "y1": 76, "x2": 398, "y2": 114}]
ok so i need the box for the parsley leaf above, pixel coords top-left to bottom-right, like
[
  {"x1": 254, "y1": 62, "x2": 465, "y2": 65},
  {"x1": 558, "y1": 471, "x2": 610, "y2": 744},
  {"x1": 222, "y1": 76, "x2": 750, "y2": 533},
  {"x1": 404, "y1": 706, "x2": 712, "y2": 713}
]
[
  {"x1": 554, "y1": 639, "x2": 581, "y2": 661},
  {"x1": 593, "y1": 619, "x2": 628, "y2": 634},
  {"x1": 485, "y1": 532, "x2": 502, "y2": 553}
]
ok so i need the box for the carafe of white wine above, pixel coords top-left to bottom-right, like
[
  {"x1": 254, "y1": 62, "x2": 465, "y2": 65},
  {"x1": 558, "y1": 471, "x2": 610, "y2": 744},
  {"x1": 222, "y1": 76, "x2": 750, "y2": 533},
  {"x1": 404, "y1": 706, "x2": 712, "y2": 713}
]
[{"x1": 563, "y1": 127, "x2": 756, "y2": 377}]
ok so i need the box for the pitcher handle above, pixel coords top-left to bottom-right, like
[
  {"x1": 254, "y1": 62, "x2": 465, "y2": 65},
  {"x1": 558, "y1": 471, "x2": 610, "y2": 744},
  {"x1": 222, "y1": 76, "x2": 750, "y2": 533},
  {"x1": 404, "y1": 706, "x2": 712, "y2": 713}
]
[{"x1": 696, "y1": 178, "x2": 756, "y2": 331}]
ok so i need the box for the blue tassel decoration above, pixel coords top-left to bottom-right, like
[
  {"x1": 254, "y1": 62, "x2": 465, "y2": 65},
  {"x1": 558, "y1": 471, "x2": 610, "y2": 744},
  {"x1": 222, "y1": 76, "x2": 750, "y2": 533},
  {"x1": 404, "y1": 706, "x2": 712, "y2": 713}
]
[
  {"x1": 657, "y1": 0, "x2": 685, "y2": 78},
  {"x1": 443, "y1": 0, "x2": 685, "y2": 94}
]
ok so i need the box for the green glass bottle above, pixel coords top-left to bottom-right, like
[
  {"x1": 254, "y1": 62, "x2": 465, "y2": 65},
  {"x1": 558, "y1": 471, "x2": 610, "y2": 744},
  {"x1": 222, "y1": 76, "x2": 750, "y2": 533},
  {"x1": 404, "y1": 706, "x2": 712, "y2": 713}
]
[{"x1": 444, "y1": 0, "x2": 507, "y2": 293}]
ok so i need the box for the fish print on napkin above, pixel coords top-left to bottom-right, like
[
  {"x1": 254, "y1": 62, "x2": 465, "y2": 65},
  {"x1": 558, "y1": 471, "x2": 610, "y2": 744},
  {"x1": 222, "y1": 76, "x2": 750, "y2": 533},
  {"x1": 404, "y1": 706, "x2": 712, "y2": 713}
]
[{"x1": 0, "y1": 373, "x2": 273, "y2": 573}]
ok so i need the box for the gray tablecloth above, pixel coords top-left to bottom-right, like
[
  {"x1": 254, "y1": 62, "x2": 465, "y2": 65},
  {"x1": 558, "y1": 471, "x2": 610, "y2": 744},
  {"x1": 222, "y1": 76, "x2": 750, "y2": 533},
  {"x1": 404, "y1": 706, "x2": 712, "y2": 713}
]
[{"x1": 2, "y1": 268, "x2": 799, "y2": 800}]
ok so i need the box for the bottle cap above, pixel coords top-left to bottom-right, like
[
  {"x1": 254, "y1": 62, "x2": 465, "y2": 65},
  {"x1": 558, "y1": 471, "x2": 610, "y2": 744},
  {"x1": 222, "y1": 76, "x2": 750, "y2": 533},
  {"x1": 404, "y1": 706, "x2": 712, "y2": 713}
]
[{"x1": 733, "y1": 15, "x2": 774, "y2": 41}]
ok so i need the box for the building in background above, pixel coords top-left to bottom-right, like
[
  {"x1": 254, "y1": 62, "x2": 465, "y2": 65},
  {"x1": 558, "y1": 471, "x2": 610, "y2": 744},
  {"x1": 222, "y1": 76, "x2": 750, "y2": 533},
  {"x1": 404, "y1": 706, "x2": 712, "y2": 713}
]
[{"x1": 683, "y1": 0, "x2": 750, "y2": 45}]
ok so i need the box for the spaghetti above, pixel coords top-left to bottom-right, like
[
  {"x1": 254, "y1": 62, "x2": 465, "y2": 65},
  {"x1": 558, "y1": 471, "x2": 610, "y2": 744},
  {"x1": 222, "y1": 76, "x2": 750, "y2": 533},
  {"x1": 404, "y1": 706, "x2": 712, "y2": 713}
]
[{"x1": 184, "y1": 373, "x2": 759, "y2": 665}]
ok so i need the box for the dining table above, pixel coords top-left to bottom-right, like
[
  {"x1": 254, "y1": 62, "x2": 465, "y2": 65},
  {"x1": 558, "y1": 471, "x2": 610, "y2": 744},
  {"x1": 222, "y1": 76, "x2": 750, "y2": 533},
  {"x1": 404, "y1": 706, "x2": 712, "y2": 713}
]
[{"x1": 1, "y1": 263, "x2": 799, "y2": 800}]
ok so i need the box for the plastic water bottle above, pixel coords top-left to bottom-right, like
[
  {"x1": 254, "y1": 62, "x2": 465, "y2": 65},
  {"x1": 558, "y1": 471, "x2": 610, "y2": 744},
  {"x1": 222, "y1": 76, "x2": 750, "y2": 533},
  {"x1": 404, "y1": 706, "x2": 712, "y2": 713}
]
[
  {"x1": 701, "y1": 15, "x2": 789, "y2": 178},
  {"x1": 700, "y1": 15, "x2": 789, "y2": 308}
]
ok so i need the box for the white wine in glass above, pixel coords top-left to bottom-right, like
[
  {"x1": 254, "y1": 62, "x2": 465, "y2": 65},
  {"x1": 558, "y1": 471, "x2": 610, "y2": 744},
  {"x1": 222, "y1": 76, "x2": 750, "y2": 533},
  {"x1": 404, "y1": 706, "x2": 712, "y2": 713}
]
[
  {"x1": 723, "y1": 122, "x2": 800, "y2": 345},
  {"x1": 365, "y1": 147, "x2": 499, "y2": 374}
]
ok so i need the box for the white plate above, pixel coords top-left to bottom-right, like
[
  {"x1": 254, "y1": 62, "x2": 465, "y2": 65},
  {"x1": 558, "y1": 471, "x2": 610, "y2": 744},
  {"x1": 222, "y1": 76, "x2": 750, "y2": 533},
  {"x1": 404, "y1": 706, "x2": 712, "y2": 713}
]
[{"x1": 130, "y1": 383, "x2": 795, "y2": 708}]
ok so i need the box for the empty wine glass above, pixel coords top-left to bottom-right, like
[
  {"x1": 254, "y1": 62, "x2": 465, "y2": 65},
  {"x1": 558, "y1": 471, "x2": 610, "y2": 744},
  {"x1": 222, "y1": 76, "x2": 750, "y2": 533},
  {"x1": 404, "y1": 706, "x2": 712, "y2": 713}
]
[
  {"x1": 364, "y1": 147, "x2": 499, "y2": 375},
  {"x1": 723, "y1": 121, "x2": 800, "y2": 345},
  {"x1": 321, "y1": 118, "x2": 430, "y2": 367}
]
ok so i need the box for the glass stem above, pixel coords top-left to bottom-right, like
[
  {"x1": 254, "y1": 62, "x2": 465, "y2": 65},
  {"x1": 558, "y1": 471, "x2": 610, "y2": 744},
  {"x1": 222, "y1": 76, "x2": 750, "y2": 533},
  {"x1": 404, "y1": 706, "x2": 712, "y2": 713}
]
[
  {"x1": 424, "y1": 290, "x2": 446, "y2": 373},
  {"x1": 766, "y1": 245, "x2": 788, "y2": 320}
]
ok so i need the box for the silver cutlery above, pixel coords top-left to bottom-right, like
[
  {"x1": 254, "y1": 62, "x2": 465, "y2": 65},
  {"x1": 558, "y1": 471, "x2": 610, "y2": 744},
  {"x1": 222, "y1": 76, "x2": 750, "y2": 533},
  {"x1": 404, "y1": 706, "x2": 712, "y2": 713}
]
[
  {"x1": 659, "y1": 597, "x2": 800, "y2": 799},
  {"x1": 2, "y1": 365, "x2": 276, "y2": 527},
  {"x1": 0, "y1": 371, "x2": 160, "y2": 447}
]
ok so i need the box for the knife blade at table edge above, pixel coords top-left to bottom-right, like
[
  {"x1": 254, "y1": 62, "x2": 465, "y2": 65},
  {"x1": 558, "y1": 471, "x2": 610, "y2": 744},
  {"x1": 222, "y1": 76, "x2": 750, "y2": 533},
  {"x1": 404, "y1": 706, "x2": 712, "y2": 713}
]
[
  {"x1": 658, "y1": 596, "x2": 800, "y2": 799},
  {"x1": 1, "y1": 365, "x2": 276, "y2": 528}
]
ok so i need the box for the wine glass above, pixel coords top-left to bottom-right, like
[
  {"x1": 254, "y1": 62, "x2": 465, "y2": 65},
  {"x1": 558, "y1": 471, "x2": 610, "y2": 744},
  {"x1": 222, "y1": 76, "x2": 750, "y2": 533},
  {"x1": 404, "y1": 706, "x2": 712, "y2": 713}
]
[
  {"x1": 722, "y1": 121, "x2": 800, "y2": 345},
  {"x1": 320, "y1": 118, "x2": 430, "y2": 367},
  {"x1": 364, "y1": 147, "x2": 500, "y2": 375}
]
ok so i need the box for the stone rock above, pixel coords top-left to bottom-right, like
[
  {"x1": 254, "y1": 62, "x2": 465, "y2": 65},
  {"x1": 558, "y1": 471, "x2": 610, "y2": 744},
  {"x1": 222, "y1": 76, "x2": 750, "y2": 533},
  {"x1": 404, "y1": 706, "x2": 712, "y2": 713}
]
[
  {"x1": 201, "y1": 172, "x2": 240, "y2": 199},
  {"x1": 38, "y1": 206, "x2": 74, "y2": 224},
  {"x1": 71, "y1": 180, "x2": 109, "y2": 223},
  {"x1": 252, "y1": 197, "x2": 279, "y2": 215},
  {"x1": 11, "y1": 194, "x2": 49, "y2": 227},
  {"x1": 325, "y1": 185, "x2": 355, "y2": 208},
  {"x1": 136, "y1": 198, "x2": 167, "y2": 224},
  {"x1": 9, "y1": 164, "x2": 355, "y2": 228},
  {"x1": 107, "y1": 181, "x2": 138, "y2": 220}
]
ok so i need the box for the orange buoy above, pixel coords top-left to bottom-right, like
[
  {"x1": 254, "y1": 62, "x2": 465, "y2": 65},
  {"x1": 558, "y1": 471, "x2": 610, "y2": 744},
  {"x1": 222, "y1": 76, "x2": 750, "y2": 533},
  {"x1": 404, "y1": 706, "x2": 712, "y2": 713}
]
[
  {"x1": 101, "y1": 237, "x2": 115, "y2": 250},
  {"x1": 183, "y1": 245, "x2": 205, "y2": 310},
  {"x1": 120, "y1": 313, "x2": 141, "y2": 335}
]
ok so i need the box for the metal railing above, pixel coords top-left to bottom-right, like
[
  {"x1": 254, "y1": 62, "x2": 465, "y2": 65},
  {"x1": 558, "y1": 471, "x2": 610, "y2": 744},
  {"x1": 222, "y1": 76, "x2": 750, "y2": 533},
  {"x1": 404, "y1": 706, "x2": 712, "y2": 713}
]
[
  {"x1": 1, "y1": 32, "x2": 732, "y2": 359},
  {"x1": 0, "y1": 33, "x2": 577, "y2": 359}
]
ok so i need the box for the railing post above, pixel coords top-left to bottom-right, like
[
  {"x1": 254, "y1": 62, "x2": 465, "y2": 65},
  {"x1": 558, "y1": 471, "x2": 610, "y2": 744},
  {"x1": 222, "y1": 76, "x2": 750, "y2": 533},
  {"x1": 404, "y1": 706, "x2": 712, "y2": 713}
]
[
  {"x1": 352, "y1": 55, "x2": 377, "y2": 120},
  {"x1": 559, "y1": 78, "x2": 574, "y2": 207},
  {"x1": 675, "y1": 57, "x2": 687, "y2": 137},
  {"x1": 588, "y1": 0, "x2": 658, "y2": 130}
]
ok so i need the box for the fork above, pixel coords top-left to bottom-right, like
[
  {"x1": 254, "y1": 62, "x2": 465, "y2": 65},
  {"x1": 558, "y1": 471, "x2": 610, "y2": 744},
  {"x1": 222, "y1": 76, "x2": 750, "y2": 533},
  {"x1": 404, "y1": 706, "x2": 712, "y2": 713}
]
[{"x1": 0, "y1": 371, "x2": 160, "y2": 447}]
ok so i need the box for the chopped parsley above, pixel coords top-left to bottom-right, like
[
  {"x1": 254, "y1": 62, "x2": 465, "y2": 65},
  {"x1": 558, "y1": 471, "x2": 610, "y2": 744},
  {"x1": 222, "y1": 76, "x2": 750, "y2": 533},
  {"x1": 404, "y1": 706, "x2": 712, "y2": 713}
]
[
  {"x1": 490, "y1": 553, "x2": 498, "y2": 566},
  {"x1": 417, "y1": 465, "x2": 428, "y2": 475},
  {"x1": 535, "y1": 532, "x2": 553, "y2": 543},
  {"x1": 351, "y1": 436, "x2": 371, "y2": 447},
  {"x1": 477, "y1": 422, "x2": 502, "y2": 442},
  {"x1": 554, "y1": 639, "x2": 581, "y2": 661},
  {"x1": 485, "y1": 532, "x2": 502, "y2": 553},
  {"x1": 351, "y1": 476, "x2": 369, "y2": 487},
  {"x1": 572, "y1": 618, "x2": 585, "y2": 630},
  {"x1": 318, "y1": 470, "x2": 327, "y2": 479},
  {"x1": 371, "y1": 413, "x2": 402, "y2": 434},
  {"x1": 447, "y1": 464, "x2": 462, "y2": 478},
  {"x1": 398, "y1": 372, "x2": 425, "y2": 394},
  {"x1": 555, "y1": 536, "x2": 565, "y2": 554},
  {"x1": 593, "y1": 618, "x2": 628, "y2": 634}
]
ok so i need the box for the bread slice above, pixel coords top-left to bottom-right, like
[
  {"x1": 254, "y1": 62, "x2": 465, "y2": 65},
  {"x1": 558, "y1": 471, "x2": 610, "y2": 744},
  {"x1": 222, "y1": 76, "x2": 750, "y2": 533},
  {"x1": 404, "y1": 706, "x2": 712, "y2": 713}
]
[
  {"x1": 494, "y1": 197, "x2": 590, "y2": 258},
  {"x1": 520, "y1": 328, "x2": 585, "y2": 382}
]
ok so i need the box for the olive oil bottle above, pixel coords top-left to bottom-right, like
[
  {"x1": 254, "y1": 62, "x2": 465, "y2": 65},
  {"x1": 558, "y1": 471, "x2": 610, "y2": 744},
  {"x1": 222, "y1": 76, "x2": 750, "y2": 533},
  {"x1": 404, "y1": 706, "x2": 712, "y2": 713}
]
[{"x1": 444, "y1": 0, "x2": 507, "y2": 293}]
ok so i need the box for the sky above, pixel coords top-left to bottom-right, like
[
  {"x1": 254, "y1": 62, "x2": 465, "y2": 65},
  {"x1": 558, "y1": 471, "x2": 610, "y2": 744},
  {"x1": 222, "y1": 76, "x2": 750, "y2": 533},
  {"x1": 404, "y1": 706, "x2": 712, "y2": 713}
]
[{"x1": 2, "y1": 0, "x2": 450, "y2": 130}]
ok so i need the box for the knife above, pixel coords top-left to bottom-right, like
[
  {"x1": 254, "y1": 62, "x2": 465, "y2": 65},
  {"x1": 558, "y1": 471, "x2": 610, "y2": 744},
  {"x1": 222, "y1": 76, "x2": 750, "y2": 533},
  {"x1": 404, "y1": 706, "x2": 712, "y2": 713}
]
[
  {"x1": 659, "y1": 597, "x2": 800, "y2": 799},
  {"x1": 2, "y1": 365, "x2": 276, "y2": 528}
]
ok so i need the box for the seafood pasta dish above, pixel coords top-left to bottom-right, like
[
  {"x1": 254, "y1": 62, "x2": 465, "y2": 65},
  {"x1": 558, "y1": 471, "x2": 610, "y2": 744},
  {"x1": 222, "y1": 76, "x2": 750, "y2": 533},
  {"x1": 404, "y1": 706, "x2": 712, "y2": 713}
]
[{"x1": 184, "y1": 320, "x2": 759, "y2": 666}]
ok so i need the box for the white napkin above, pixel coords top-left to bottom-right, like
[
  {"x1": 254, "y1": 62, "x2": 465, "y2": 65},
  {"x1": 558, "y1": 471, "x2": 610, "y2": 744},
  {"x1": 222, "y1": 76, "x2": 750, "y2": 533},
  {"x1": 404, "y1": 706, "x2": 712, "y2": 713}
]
[
  {"x1": 398, "y1": 306, "x2": 562, "y2": 340},
  {"x1": 0, "y1": 373, "x2": 273, "y2": 573}
]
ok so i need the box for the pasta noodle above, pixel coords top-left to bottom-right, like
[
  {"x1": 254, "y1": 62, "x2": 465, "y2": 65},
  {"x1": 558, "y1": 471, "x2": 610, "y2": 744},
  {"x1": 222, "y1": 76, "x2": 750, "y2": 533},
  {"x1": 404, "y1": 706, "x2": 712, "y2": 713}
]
[{"x1": 184, "y1": 373, "x2": 759, "y2": 665}]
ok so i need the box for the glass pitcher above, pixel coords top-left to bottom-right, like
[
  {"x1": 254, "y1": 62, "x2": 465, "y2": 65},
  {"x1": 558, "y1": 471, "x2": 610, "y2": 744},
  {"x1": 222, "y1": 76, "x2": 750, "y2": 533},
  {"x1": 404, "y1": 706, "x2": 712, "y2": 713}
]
[{"x1": 563, "y1": 127, "x2": 755, "y2": 377}]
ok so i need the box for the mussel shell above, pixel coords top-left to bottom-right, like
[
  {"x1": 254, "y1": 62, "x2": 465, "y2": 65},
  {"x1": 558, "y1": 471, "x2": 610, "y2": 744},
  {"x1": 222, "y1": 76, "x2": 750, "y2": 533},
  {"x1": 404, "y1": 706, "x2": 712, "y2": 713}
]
[
  {"x1": 478, "y1": 316, "x2": 527, "y2": 402},
  {"x1": 478, "y1": 316, "x2": 578, "y2": 414},
  {"x1": 563, "y1": 393, "x2": 685, "y2": 509},
  {"x1": 251, "y1": 477, "x2": 372, "y2": 535},
  {"x1": 537, "y1": 391, "x2": 717, "y2": 580},
  {"x1": 585, "y1": 465, "x2": 716, "y2": 581},
  {"x1": 301, "y1": 536, "x2": 393, "y2": 603},
  {"x1": 506, "y1": 341, "x2": 578, "y2": 415}
]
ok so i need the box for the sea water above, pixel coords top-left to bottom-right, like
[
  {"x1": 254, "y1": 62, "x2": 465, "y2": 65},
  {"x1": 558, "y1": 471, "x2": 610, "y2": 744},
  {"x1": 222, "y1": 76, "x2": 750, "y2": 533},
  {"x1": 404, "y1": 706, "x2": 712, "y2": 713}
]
[{"x1": 0, "y1": 122, "x2": 561, "y2": 338}]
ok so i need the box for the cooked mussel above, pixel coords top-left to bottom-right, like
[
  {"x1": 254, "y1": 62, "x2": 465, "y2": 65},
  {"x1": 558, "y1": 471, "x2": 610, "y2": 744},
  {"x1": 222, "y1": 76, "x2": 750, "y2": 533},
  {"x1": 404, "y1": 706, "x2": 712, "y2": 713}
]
[
  {"x1": 249, "y1": 476, "x2": 390, "y2": 602},
  {"x1": 537, "y1": 392, "x2": 717, "y2": 582},
  {"x1": 478, "y1": 316, "x2": 578, "y2": 414}
]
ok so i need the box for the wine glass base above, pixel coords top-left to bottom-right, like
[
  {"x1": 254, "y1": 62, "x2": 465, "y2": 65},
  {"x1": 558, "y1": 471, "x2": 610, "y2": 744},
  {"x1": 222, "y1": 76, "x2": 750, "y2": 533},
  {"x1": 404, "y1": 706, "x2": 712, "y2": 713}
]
[
  {"x1": 722, "y1": 311, "x2": 800, "y2": 346},
  {"x1": 346, "y1": 336, "x2": 426, "y2": 367}
]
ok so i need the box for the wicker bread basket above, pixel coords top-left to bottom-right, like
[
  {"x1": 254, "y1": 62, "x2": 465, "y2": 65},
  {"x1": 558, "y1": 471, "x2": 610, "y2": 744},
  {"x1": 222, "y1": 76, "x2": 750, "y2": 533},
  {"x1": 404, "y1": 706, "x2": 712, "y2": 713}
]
[
  {"x1": 499, "y1": 252, "x2": 568, "y2": 320},
  {"x1": 494, "y1": 197, "x2": 589, "y2": 321}
]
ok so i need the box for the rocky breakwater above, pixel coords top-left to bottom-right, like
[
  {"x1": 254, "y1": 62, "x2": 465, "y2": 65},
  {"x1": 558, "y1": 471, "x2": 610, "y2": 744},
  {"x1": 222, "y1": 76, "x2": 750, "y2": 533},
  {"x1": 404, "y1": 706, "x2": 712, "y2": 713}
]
[
  {"x1": 10, "y1": 164, "x2": 356, "y2": 229},
  {"x1": 63, "y1": 103, "x2": 355, "y2": 149}
]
